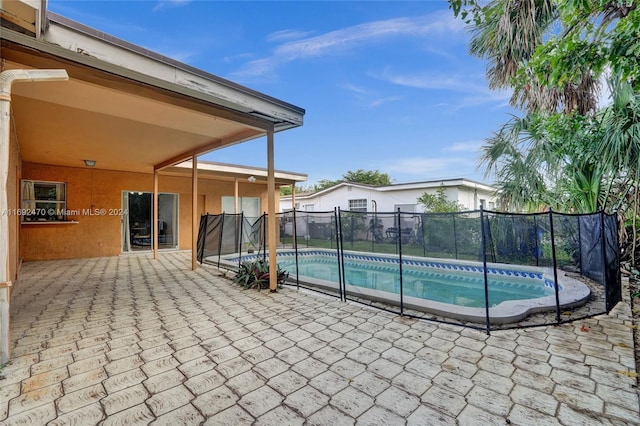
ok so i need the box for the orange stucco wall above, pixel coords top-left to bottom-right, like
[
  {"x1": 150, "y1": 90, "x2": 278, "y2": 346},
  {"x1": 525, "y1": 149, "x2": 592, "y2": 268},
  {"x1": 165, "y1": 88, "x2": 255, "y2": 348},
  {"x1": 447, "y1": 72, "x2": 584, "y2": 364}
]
[{"x1": 21, "y1": 163, "x2": 274, "y2": 261}]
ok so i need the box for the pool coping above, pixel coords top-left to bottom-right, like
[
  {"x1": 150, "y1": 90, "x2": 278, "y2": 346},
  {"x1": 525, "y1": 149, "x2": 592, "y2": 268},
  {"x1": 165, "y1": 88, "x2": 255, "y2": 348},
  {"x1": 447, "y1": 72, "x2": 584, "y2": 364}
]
[{"x1": 214, "y1": 248, "x2": 592, "y2": 324}]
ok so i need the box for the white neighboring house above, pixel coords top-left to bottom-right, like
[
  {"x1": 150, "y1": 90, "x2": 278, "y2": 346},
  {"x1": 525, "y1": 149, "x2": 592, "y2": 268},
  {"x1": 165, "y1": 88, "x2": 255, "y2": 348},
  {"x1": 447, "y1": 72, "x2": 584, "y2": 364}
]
[{"x1": 280, "y1": 178, "x2": 498, "y2": 214}]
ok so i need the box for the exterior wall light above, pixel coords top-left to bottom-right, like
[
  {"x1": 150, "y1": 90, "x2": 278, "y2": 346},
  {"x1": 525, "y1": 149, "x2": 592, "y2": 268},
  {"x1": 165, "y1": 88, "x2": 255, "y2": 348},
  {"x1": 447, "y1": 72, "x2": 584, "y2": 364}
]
[
  {"x1": 248, "y1": 176, "x2": 256, "y2": 183},
  {"x1": 84, "y1": 160, "x2": 96, "y2": 167}
]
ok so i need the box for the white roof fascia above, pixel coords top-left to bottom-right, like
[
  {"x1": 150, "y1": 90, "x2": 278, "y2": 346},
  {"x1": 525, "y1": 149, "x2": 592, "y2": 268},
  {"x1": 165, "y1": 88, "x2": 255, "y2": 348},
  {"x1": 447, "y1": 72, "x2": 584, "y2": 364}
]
[
  {"x1": 13, "y1": 12, "x2": 304, "y2": 131},
  {"x1": 175, "y1": 161, "x2": 307, "y2": 183},
  {"x1": 0, "y1": 0, "x2": 43, "y2": 37},
  {"x1": 375, "y1": 179, "x2": 495, "y2": 193},
  {"x1": 283, "y1": 179, "x2": 496, "y2": 201}
]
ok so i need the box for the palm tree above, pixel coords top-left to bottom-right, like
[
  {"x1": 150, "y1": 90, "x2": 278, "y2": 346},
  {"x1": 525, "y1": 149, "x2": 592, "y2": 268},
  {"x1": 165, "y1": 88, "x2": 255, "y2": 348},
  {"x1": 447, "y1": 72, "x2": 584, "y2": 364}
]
[
  {"x1": 597, "y1": 75, "x2": 640, "y2": 262},
  {"x1": 464, "y1": 0, "x2": 600, "y2": 115},
  {"x1": 479, "y1": 113, "x2": 608, "y2": 213}
]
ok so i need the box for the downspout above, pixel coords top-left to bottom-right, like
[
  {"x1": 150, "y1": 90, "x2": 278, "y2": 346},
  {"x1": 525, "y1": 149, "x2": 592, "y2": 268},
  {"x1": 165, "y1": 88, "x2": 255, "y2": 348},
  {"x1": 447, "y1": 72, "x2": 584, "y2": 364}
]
[{"x1": 0, "y1": 69, "x2": 69, "y2": 364}]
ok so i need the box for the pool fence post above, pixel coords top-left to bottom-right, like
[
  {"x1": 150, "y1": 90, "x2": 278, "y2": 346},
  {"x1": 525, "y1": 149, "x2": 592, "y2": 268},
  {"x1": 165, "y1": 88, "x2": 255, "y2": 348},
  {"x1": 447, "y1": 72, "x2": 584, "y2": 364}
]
[
  {"x1": 198, "y1": 214, "x2": 209, "y2": 265},
  {"x1": 577, "y1": 214, "x2": 583, "y2": 274},
  {"x1": 613, "y1": 209, "x2": 621, "y2": 311},
  {"x1": 370, "y1": 212, "x2": 375, "y2": 253},
  {"x1": 452, "y1": 212, "x2": 458, "y2": 260},
  {"x1": 397, "y1": 208, "x2": 404, "y2": 315},
  {"x1": 480, "y1": 207, "x2": 491, "y2": 334},
  {"x1": 548, "y1": 208, "x2": 561, "y2": 324},
  {"x1": 533, "y1": 215, "x2": 540, "y2": 267},
  {"x1": 336, "y1": 208, "x2": 345, "y2": 302},
  {"x1": 238, "y1": 213, "x2": 244, "y2": 270},
  {"x1": 599, "y1": 208, "x2": 610, "y2": 312},
  {"x1": 217, "y1": 212, "x2": 225, "y2": 268},
  {"x1": 293, "y1": 209, "x2": 300, "y2": 290},
  {"x1": 420, "y1": 213, "x2": 426, "y2": 257},
  {"x1": 262, "y1": 213, "x2": 267, "y2": 263}
]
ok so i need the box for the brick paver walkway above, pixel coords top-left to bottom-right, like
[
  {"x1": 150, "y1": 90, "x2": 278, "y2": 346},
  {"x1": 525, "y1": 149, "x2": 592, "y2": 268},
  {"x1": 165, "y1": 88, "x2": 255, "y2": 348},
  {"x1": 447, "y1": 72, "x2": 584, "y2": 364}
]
[{"x1": 1, "y1": 252, "x2": 638, "y2": 425}]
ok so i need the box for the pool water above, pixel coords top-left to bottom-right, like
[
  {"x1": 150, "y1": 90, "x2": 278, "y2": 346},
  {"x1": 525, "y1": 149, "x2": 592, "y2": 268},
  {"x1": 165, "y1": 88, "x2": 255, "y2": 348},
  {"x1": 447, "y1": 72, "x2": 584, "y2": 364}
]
[{"x1": 277, "y1": 255, "x2": 554, "y2": 308}]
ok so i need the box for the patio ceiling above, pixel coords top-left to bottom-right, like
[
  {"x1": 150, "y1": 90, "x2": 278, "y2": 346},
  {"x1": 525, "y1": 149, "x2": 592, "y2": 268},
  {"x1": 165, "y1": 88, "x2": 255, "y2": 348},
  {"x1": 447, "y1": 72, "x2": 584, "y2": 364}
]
[{"x1": 1, "y1": 11, "x2": 304, "y2": 174}]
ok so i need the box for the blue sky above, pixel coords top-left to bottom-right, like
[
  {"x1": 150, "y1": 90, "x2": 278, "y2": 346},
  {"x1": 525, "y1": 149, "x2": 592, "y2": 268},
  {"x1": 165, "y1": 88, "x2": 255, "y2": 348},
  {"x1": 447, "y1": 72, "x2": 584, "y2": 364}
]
[{"x1": 48, "y1": 0, "x2": 515, "y2": 187}]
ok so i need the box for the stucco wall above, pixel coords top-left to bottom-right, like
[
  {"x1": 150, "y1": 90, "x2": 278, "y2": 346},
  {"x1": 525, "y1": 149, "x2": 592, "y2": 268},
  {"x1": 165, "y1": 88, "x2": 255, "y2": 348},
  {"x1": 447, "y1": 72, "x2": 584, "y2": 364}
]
[
  {"x1": 7, "y1": 124, "x2": 21, "y2": 281},
  {"x1": 21, "y1": 163, "x2": 272, "y2": 261}
]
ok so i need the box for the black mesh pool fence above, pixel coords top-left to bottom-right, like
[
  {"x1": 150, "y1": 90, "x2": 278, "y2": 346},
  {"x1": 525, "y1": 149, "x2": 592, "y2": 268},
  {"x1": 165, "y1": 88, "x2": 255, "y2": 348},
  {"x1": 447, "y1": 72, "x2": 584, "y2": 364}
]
[{"x1": 197, "y1": 208, "x2": 621, "y2": 332}]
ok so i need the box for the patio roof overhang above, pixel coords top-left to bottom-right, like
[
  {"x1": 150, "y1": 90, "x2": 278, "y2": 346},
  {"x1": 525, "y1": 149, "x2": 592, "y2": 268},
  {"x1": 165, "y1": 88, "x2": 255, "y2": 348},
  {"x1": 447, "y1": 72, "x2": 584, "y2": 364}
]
[
  {"x1": 1, "y1": 12, "x2": 305, "y2": 173},
  {"x1": 164, "y1": 161, "x2": 307, "y2": 186}
]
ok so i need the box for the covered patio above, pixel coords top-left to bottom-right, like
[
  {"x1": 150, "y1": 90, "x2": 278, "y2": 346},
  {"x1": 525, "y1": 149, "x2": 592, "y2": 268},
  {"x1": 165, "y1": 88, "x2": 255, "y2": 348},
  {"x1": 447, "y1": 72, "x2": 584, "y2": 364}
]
[
  {"x1": 0, "y1": 252, "x2": 638, "y2": 424},
  {"x1": 1, "y1": 1, "x2": 305, "y2": 363}
]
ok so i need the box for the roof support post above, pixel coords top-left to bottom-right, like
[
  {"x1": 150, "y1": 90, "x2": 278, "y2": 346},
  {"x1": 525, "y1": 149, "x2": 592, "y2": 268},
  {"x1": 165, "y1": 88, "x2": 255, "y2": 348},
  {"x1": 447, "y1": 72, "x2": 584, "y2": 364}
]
[
  {"x1": 153, "y1": 170, "x2": 159, "y2": 260},
  {"x1": 192, "y1": 155, "x2": 198, "y2": 271},
  {"x1": 267, "y1": 129, "x2": 278, "y2": 292},
  {"x1": 234, "y1": 178, "x2": 239, "y2": 213},
  {"x1": 0, "y1": 69, "x2": 68, "y2": 364}
]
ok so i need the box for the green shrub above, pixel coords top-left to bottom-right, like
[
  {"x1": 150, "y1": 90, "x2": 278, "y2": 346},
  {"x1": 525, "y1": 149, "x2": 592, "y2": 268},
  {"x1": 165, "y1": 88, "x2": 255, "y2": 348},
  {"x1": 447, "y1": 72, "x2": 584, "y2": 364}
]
[{"x1": 234, "y1": 259, "x2": 289, "y2": 290}]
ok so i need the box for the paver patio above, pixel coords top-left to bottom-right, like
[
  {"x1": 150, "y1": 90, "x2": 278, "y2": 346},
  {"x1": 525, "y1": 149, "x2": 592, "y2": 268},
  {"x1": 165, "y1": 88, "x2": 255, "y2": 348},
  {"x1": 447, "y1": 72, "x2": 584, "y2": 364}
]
[{"x1": 1, "y1": 251, "x2": 638, "y2": 425}]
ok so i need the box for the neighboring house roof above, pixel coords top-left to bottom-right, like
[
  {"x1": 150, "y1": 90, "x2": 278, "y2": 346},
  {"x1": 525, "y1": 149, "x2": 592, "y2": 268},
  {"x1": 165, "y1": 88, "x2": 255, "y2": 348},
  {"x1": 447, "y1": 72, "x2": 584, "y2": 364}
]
[
  {"x1": 1, "y1": 0, "x2": 305, "y2": 174},
  {"x1": 282, "y1": 178, "x2": 496, "y2": 201}
]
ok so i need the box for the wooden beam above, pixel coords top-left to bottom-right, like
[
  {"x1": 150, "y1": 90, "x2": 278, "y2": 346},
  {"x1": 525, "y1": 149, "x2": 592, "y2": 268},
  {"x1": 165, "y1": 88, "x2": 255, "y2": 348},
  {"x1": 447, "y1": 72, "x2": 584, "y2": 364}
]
[
  {"x1": 192, "y1": 156, "x2": 198, "y2": 271},
  {"x1": 154, "y1": 128, "x2": 264, "y2": 172},
  {"x1": 267, "y1": 129, "x2": 278, "y2": 292}
]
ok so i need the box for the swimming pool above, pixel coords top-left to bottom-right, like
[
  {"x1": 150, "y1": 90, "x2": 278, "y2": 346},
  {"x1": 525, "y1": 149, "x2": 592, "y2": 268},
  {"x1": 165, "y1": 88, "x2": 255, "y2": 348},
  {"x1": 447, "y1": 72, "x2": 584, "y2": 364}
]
[{"x1": 221, "y1": 249, "x2": 591, "y2": 324}]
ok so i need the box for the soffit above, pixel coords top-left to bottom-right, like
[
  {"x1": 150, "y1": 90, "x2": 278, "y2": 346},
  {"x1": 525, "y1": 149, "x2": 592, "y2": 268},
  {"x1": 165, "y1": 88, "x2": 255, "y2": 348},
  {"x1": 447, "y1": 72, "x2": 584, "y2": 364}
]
[
  {"x1": 1, "y1": 28, "x2": 302, "y2": 174},
  {"x1": 2, "y1": 52, "x2": 265, "y2": 173}
]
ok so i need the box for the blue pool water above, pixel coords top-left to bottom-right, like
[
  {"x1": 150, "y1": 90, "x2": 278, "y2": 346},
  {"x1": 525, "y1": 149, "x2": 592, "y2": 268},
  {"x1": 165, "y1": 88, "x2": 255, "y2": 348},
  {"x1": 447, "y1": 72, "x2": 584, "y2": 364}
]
[{"x1": 234, "y1": 251, "x2": 556, "y2": 308}]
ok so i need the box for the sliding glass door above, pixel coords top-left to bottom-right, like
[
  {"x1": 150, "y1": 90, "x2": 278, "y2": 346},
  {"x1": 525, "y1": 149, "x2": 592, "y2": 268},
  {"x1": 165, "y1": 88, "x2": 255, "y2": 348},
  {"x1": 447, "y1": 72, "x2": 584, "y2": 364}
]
[{"x1": 122, "y1": 191, "x2": 179, "y2": 252}]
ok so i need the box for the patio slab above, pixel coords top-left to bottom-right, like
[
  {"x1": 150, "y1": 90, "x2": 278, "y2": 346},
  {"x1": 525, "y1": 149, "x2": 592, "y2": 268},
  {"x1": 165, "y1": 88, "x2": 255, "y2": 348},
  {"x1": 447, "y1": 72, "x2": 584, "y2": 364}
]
[{"x1": 1, "y1": 252, "x2": 638, "y2": 425}]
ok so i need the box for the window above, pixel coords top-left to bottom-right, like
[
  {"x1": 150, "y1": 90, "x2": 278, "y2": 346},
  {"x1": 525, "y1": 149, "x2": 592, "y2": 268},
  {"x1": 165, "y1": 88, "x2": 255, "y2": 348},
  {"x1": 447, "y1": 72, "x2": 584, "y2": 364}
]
[
  {"x1": 349, "y1": 199, "x2": 367, "y2": 212},
  {"x1": 304, "y1": 204, "x2": 315, "y2": 211},
  {"x1": 222, "y1": 196, "x2": 261, "y2": 218},
  {"x1": 479, "y1": 199, "x2": 486, "y2": 209},
  {"x1": 394, "y1": 204, "x2": 416, "y2": 213},
  {"x1": 21, "y1": 180, "x2": 66, "y2": 222}
]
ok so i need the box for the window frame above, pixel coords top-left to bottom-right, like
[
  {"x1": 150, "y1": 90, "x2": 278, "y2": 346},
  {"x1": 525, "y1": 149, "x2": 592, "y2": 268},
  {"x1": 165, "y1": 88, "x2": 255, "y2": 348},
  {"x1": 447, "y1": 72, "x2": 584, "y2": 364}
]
[
  {"x1": 348, "y1": 199, "x2": 368, "y2": 212},
  {"x1": 21, "y1": 179, "x2": 67, "y2": 222}
]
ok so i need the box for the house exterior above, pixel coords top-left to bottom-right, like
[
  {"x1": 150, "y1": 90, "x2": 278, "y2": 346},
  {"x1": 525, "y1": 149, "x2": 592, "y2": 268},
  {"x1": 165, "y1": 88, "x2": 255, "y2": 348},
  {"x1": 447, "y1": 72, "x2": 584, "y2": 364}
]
[
  {"x1": 280, "y1": 178, "x2": 498, "y2": 213},
  {"x1": 1, "y1": 0, "x2": 305, "y2": 361}
]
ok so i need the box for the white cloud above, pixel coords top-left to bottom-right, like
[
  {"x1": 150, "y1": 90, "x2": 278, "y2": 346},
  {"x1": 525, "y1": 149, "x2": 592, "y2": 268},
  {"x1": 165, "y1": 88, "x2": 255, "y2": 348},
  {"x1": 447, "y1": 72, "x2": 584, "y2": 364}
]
[
  {"x1": 369, "y1": 96, "x2": 403, "y2": 108},
  {"x1": 232, "y1": 10, "x2": 464, "y2": 79},
  {"x1": 445, "y1": 141, "x2": 485, "y2": 153},
  {"x1": 267, "y1": 29, "x2": 314, "y2": 43},
  {"x1": 342, "y1": 83, "x2": 369, "y2": 96},
  {"x1": 448, "y1": 90, "x2": 512, "y2": 111},
  {"x1": 376, "y1": 68, "x2": 488, "y2": 94},
  {"x1": 223, "y1": 52, "x2": 255, "y2": 64},
  {"x1": 342, "y1": 82, "x2": 403, "y2": 108},
  {"x1": 373, "y1": 67, "x2": 512, "y2": 111},
  {"x1": 153, "y1": 0, "x2": 191, "y2": 12}
]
